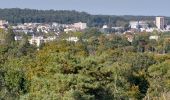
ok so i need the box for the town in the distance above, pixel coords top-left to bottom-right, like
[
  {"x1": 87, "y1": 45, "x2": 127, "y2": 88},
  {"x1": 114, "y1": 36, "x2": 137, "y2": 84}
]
[{"x1": 0, "y1": 16, "x2": 168, "y2": 47}]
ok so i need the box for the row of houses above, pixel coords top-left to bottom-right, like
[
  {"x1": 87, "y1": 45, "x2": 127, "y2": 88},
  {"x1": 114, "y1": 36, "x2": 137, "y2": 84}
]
[
  {"x1": 28, "y1": 36, "x2": 79, "y2": 47},
  {"x1": 0, "y1": 20, "x2": 86, "y2": 36},
  {"x1": 12, "y1": 22, "x2": 87, "y2": 34}
]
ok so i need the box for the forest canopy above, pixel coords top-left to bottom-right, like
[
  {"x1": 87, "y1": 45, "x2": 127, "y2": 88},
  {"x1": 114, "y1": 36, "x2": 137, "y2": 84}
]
[{"x1": 0, "y1": 29, "x2": 170, "y2": 99}]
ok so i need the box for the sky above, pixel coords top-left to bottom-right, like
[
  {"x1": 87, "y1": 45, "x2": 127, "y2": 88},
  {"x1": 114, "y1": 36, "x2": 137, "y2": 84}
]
[{"x1": 0, "y1": 0, "x2": 170, "y2": 16}]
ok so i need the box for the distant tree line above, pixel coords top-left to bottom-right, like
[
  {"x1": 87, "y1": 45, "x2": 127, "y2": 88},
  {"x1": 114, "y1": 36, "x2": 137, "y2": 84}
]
[{"x1": 1, "y1": 8, "x2": 170, "y2": 27}]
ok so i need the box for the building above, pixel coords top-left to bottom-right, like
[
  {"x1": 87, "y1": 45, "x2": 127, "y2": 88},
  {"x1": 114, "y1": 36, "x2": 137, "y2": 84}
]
[
  {"x1": 149, "y1": 35, "x2": 159, "y2": 41},
  {"x1": 129, "y1": 21, "x2": 139, "y2": 29},
  {"x1": 73, "y1": 22, "x2": 87, "y2": 30},
  {"x1": 0, "y1": 20, "x2": 8, "y2": 29},
  {"x1": 166, "y1": 25, "x2": 170, "y2": 30},
  {"x1": 64, "y1": 28, "x2": 76, "y2": 33},
  {"x1": 102, "y1": 25, "x2": 108, "y2": 29},
  {"x1": 156, "y1": 17, "x2": 165, "y2": 30},
  {"x1": 29, "y1": 36, "x2": 44, "y2": 47},
  {"x1": 66, "y1": 37, "x2": 79, "y2": 42},
  {"x1": 29, "y1": 35, "x2": 57, "y2": 47},
  {"x1": 129, "y1": 21, "x2": 148, "y2": 29},
  {"x1": 14, "y1": 36, "x2": 22, "y2": 41}
]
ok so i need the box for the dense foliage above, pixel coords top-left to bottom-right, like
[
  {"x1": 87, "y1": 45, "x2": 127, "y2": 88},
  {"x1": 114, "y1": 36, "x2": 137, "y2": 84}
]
[{"x1": 0, "y1": 29, "x2": 170, "y2": 99}]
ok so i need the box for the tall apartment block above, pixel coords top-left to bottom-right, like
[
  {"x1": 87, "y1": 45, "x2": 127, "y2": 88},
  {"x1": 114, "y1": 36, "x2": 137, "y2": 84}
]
[{"x1": 156, "y1": 17, "x2": 165, "y2": 30}]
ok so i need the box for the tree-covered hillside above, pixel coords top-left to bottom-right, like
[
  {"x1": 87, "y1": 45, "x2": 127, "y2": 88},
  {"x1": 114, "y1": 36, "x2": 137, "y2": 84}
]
[{"x1": 1, "y1": 8, "x2": 170, "y2": 27}]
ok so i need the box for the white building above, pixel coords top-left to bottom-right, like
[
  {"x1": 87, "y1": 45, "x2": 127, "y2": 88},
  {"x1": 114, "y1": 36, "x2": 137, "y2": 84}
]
[
  {"x1": 29, "y1": 36, "x2": 57, "y2": 47},
  {"x1": 156, "y1": 17, "x2": 165, "y2": 30},
  {"x1": 64, "y1": 28, "x2": 76, "y2": 33},
  {"x1": 102, "y1": 25, "x2": 108, "y2": 29},
  {"x1": 73, "y1": 22, "x2": 87, "y2": 30},
  {"x1": 14, "y1": 36, "x2": 22, "y2": 41},
  {"x1": 29, "y1": 36, "x2": 44, "y2": 47},
  {"x1": 44, "y1": 36, "x2": 57, "y2": 42},
  {"x1": 0, "y1": 20, "x2": 8, "y2": 29},
  {"x1": 149, "y1": 36, "x2": 159, "y2": 41},
  {"x1": 145, "y1": 28, "x2": 155, "y2": 32},
  {"x1": 66, "y1": 37, "x2": 79, "y2": 42},
  {"x1": 130, "y1": 21, "x2": 148, "y2": 29},
  {"x1": 166, "y1": 25, "x2": 170, "y2": 30}
]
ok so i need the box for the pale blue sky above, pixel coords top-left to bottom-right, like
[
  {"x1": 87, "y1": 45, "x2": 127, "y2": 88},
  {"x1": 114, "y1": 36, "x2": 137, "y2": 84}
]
[{"x1": 0, "y1": 0, "x2": 170, "y2": 16}]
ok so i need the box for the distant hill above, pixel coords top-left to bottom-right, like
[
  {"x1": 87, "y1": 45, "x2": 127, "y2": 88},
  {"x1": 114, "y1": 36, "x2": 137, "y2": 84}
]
[{"x1": 0, "y1": 8, "x2": 169, "y2": 27}]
